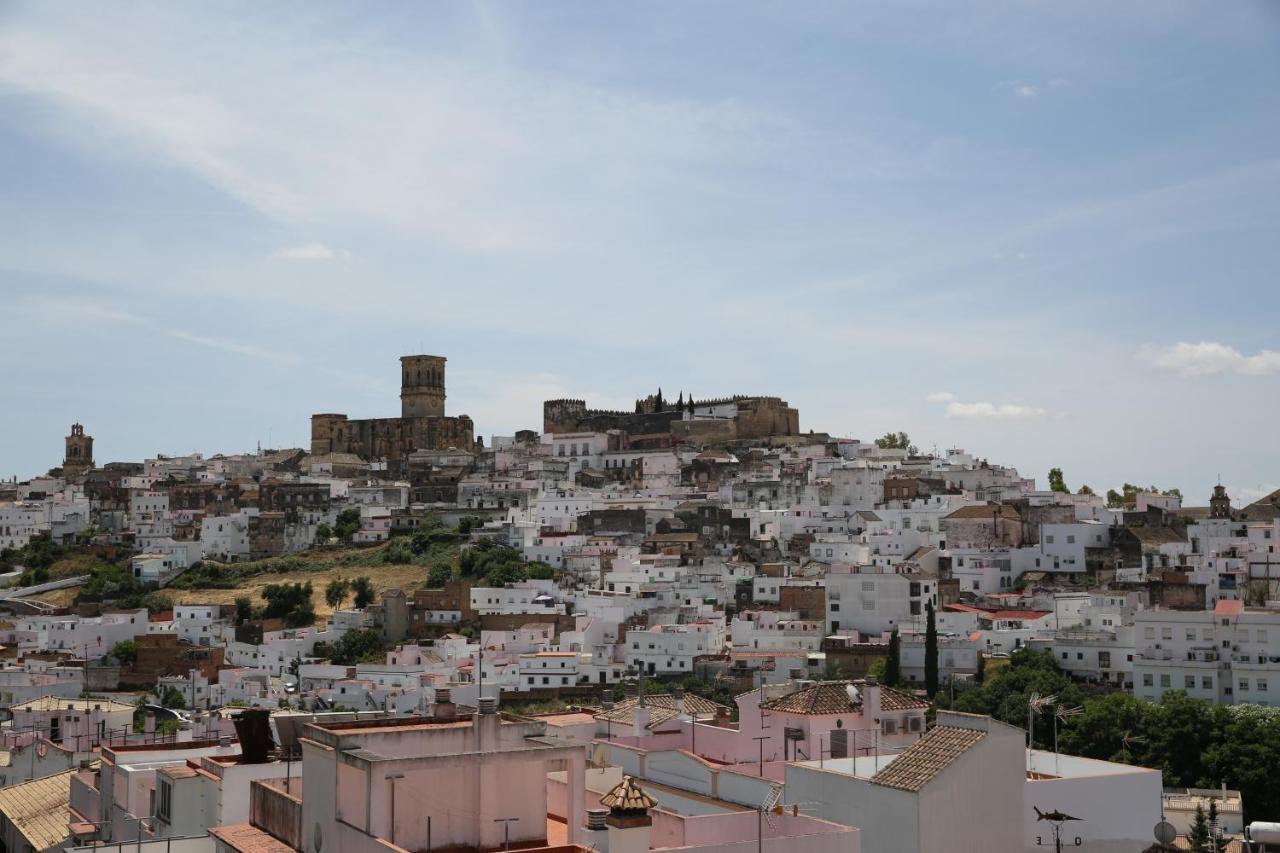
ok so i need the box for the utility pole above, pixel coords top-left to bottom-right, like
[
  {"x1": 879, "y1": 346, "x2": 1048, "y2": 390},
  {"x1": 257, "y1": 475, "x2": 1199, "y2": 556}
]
[
  {"x1": 386, "y1": 773, "x2": 405, "y2": 846},
  {"x1": 752, "y1": 735, "x2": 770, "y2": 777},
  {"x1": 494, "y1": 817, "x2": 519, "y2": 851}
]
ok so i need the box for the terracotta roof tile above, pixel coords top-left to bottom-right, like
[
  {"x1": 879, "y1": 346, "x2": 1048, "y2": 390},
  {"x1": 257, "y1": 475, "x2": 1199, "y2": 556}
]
[
  {"x1": 0, "y1": 768, "x2": 74, "y2": 851},
  {"x1": 600, "y1": 775, "x2": 657, "y2": 812},
  {"x1": 878, "y1": 686, "x2": 930, "y2": 711},
  {"x1": 594, "y1": 694, "x2": 729, "y2": 729},
  {"x1": 871, "y1": 726, "x2": 985, "y2": 792},
  {"x1": 209, "y1": 824, "x2": 296, "y2": 853}
]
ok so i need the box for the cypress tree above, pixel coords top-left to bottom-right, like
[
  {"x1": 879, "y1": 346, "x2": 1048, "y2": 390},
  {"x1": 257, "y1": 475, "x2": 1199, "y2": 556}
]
[
  {"x1": 1189, "y1": 804, "x2": 1210, "y2": 853},
  {"x1": 884, "y1": 627, "x2": 901, "y2": 687},
  {"x1": 925, "y1": 601, "x2": 939, "y2": 697}
]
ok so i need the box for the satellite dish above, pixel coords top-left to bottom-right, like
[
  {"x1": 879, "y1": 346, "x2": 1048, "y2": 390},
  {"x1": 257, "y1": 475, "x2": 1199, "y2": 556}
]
[
  {"x1": 846, "y1": 684, "x2": 860, "y2": 705},
  {"x1": 1153, "y1": 821, "x2": 1176, "y2": 846}
]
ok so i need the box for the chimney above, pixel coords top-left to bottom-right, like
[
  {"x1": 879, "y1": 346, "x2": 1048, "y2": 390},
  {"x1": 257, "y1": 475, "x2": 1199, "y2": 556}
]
[
  {"x1": 231, "y1": 709, "x2": 275, "y2": 764},
  {"x1": 632, "y1": 704, "x2": 651, "y2": 738},
  {"x1": 602, "y1": 776, "x2": 655, "y2": 853},
  {"x1": 672, "y1": 687, "x2": 686, "y2": 717},
  {"x1": 434, "y1": 687, "x2": 455, "y2": 722},
  {"x1": 475, "y1": 696, "x2": 500, "y2": 751},
  {"x1": 862, "y1": 679, "x2": 882, "y2": 731},
  {"x1": 584, "y1": 808, "x2": 611, "y2": 852}
]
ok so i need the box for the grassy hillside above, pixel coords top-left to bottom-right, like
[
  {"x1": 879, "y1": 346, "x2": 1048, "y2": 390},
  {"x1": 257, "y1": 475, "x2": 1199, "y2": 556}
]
[{"x1": 35, "y1": 540, "x2": 461, "y2": 619}]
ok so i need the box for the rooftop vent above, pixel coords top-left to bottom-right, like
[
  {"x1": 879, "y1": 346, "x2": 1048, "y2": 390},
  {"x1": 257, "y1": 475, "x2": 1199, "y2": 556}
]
[{"x1": 477, "y1": 696, "x2": 498, "y2": 715}]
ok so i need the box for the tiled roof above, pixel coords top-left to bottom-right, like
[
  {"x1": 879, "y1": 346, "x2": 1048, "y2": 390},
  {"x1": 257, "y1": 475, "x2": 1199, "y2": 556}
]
[
  {"x1": 209, "y1": 824, "x2": 296, "y2": 853},
  {"x1": 1215, "y1": 600, "x2": 1244, "y2": 618},
  {"x1": 600, "y1": 775, "x2": 657, "y2": 812},
  {"x1": 879, "y1": 686, "x2": 930, "y2": 711},
  {"x1": 945, "y1": 504, "x2": 1021, "y2": 521},
  {"x1": 0, "y1": 768, "x2": 74, "y2": 851},
  {"x1": 760, "y1": 682, "x2": 858, "y2": 715},
  {"x1": 595, "y1": 694, "x2": 729, "y2": 729},
  {"x1": 871, "y1": 726, "x2": 986, "y2": 792},
  {"x1": 1124, "y1": 526, "x2": 1187, "y2": 545}
]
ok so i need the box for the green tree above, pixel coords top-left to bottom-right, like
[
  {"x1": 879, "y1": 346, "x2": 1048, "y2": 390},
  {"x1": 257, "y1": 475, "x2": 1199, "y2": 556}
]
[
  {"x1": 315, "y1": 523, "x2": 333, "y2": 543},
  {"x1": 329, "y1": 629, "x2": 387, "y2": 665},
  {"x1": 866, "y1": 656, "x2": 887, "y2": 681},
  {"x1": 1076, "y1": 484, "x2": 1095, "y2": 496},
  {"x1": 874, "y1": 431, "x2": 911, "y2": 450},
  {"x1": 456, "y1": 516, "x2": 484, "y2": 536},
  {"x1": 110, "y1": 639, "x2": 138, "y2": 666},
  {"x1": 820, "y1": 658, "x2": 845, "y2": 681},
  {"x1": 1105, "y1": 488, "x2": 1124, "y2": 508},
  {"x1": 427, "y1": 563, "x2": 453, "y2": 588},
  {"x1": 261, "y1": 582, "x2": 315, "y2": 627},
  {"x1": 234, "y1": 596, "x2": 254, "y2": 625},
  {"x1": 1188, "y1": 803, "x2": 1210, "y2": 853},
  {"x1": 924, "y1": 602, "x2": 939, "y2": 697},
  {"x1": 325, "y1": 578, "x2": 350, "y2": 609},
  {"x1": 334, "y1": 509, "x2": 362, "y2": 543},
  {"x1": 527, "y1": 563, "x2": 556, "y2": 581},
  {"x1": 160, "y1": 685, "x2": 187, "y2": 709},
  {"x1": 351, "y1": 576, "x2": 376, "y2": 609},
  {"x1": 1048, "y1": 468, "x2": 1068, "y2": 493},
  {"x1": 884, "y1": 628, "x2": 901, "y2": 687}
]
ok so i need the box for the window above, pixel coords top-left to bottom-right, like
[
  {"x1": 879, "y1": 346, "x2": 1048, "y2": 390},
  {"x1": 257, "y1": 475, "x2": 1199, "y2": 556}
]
[
  {"x1": 1143, "y1": 674, "x2": 1153, "y2": 687},
  {"x1": 1202, "y1": 676, "x2": 1213, "y2": 689},
  {"x1": 1185, "y1": 675, "x2": 1195, "y2": 689},
  {"x1": 862, "y1": 581, "x2": 874, "y2": 592},
  {"x1": 908, "y1": 716, "x2": 923, "y2": 732},
  {"x1": 863, "y1": 600, "x2": 875, "y2": 611},
  {"x1": 1046, "y1": 535, "x2": 1054, "y2": 545},
  {"x1": 1144, "y1": 627, "x2": 1155, "y2": 640},
  {"x1": 882, "y1": 718, "x2": 897, "y2": 735},
  {"x1": 1067, "y1": 535, "x2": 1076, "y2": 544},
  {"x1": 1098, "y1": 651, "x2": 1111, "y2": 668},
  {"x1": 1258, "y1": 630, "x2": 1269, "y2": 643},
  {"x1": 1239, "y1": 679, "x2": 1249, "y2": 692},
  {"x1": 1259, "y1": 678, "x2": 1269, "y2": 692},
  {"x1": 157, "y1": 780, "x2": 172, "y2": 821},
  {"x1": 1162, "y1": 627, "x2": 1173, "y2": 640},
  {"x1": 1160, "y1": 674, "x2": 1171, "y2": 688},
  {"x1": 1186, "y1": 630, "x2": 1196, "y2": 641},
  {"x1": 830, "y1": 603, "x2": 840, "y2": 612}
]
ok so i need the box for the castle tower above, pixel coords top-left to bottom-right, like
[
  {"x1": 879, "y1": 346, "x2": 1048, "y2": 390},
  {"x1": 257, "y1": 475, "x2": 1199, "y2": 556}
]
[
  {"x1": 400, "y1": 355, "x2": 446, "y2": 419},
  {"x1": 63, "y1": 422, "x2": 94, "y2": 477}
]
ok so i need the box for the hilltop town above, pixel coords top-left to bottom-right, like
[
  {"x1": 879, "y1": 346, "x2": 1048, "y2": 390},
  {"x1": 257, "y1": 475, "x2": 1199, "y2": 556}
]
[{"x1": 1, "y1": 353, "x2": 1277, "y2": 853}]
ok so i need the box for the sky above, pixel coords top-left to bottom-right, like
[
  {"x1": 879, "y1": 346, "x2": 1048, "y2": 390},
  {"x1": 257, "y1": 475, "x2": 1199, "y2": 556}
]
[{"x1": 2, "y1": 2, "x2": 1279, "y2": 503}]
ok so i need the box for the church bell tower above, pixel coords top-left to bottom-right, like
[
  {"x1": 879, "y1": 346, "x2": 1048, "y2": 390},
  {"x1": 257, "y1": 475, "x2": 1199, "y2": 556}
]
[{"x1": 63, "y1": 422, "x2": 94, "y2": 477}]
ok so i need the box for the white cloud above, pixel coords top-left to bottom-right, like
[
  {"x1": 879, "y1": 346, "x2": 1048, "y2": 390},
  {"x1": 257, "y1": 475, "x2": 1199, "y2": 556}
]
[
  {"x1": 1138, "y1": 341, "x2": 1280, "y2": 377},
  {"x1": 272, "y1": 243, "x2": 350, "y2": 261},
  {"x1": 945, "y1": 401, "x2": 1047, "y2": 420},
  {"x1": 164, "y1": 330, "x2": 302, "y2": 366},
  {"x1": 925, "y1": 389, "x2": 1047, "y2": 420},
  {"x1": 1015, "y1": 84, "x2": 1038, "y2": 98}
]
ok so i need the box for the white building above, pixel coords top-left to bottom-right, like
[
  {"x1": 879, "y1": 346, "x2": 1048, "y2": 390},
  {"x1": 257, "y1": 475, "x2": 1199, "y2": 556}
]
[{"x1": 1133, "y1": 600, "x2": 1280, "y2": 705}]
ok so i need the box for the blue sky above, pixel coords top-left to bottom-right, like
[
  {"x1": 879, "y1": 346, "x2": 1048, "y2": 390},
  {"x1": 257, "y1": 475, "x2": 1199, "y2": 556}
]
[{"x1": 2, "y1": 2, "x2": 1279, "y2": 503}]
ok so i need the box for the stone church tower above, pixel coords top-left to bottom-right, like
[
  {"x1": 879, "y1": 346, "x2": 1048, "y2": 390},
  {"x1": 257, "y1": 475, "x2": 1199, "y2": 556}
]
[
  {"x1": 63, "y1": 422, "x2": 94, "y2": 477},
  {"x1": 400, "y1": 355, "x2": 446, "y2": 418}
]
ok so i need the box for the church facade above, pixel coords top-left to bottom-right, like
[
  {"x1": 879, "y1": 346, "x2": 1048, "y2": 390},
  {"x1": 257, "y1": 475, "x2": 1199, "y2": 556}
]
[{"x1": 310, "y1": 355, "x2": 474, "y2": 461}]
